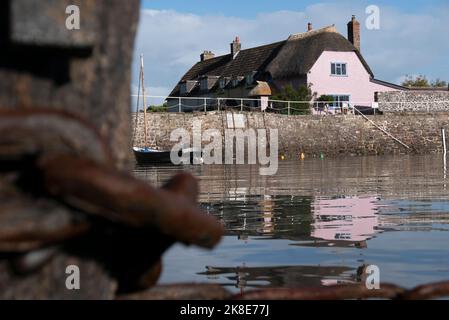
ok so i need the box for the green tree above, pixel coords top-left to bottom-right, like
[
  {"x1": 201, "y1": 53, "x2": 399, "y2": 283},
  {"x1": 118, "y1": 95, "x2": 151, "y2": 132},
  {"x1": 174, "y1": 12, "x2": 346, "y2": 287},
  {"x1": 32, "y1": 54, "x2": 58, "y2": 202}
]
[
  {"x1": 317, "y1": 95, "x2": 334, "y2": 103},
  {"x1": 315, "y1": 94, "x2": 334, "y2": 111},
  {"x1": 147, "y1": 103, "x2": 168, "y2": 112},
  {"x1": 401, "y1": 75, "x2": 430, "y2": 87},
  {"x1": 401, "y1": 75, "x2": 447, "y2": 88},
  {"x1": 431, "y1": 78, "x2": 448, "y2": 88},
  {"x1": 271, "y1": 84, "x2": 312, "y2": 115}
]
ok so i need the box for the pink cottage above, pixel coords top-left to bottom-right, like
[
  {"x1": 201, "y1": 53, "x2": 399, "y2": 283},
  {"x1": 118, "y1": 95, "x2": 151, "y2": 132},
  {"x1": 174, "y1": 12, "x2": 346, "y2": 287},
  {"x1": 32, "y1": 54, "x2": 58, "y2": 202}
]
[{"x1": 169, "y1": 15, "x2": 405, "y2": 112}]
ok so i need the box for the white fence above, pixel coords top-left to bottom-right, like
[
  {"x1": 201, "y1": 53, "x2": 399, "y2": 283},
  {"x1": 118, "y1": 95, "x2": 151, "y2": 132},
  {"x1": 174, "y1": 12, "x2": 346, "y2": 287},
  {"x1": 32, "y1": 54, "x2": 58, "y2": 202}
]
[
  {"x1": 132, "y1": 95, "x2": 368, "y2": 115},
  {"x1": 164, "y1": 96, "x2": 317, "y2": 115},
  {"x1": 131, "y1": 95, "x2": 449, "y2": 115}
]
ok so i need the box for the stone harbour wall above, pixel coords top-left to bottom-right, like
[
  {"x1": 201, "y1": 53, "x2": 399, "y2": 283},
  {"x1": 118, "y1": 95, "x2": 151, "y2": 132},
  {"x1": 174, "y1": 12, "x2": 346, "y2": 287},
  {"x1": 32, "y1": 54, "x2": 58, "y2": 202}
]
[
  {"x1": 132, "y1": 112, "x2": 449, "y2": 158},
  {"x1": 378, "y1": 91, "x2": 449, "y2": 114}
]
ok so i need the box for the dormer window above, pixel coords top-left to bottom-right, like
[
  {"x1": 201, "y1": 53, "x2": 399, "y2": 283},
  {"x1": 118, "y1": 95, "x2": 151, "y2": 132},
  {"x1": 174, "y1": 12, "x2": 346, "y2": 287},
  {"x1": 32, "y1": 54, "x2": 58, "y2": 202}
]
[
  {"x1": 179, "y1": 80, "x2": 198, "y2": 94},
  {"x1": 331, "y1": 63, "x2": 347, "y2": 76},
  {"x1": 201, "y1": 77, "x2": 208, "y2": 90},
  {"x1": 180, "y1": 82, "x2": 187, "y2": 94},
  {"x1": 219, "y1": 78, "x2": 226, "y2": 89},
  {"x1": 246, "y1": 73, "x2": 254, "y2": 86}
]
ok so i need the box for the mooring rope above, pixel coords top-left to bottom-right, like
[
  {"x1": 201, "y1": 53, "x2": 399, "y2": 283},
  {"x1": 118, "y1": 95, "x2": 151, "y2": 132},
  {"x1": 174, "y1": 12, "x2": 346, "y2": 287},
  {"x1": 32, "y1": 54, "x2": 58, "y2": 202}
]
[{"x1": 353, "y1": 107, "x2": 411, "y2": 149}]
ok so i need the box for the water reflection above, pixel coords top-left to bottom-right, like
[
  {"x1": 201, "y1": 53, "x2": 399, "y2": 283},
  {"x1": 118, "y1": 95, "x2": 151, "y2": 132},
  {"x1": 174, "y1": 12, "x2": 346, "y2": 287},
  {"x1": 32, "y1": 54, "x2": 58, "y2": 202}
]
[
  {"x1": 134, "y1": 155, "x2": 449, "y2": 290},
  {"x1": 204, "y1": 195, "x2": 384, "y2": 249},
  {"x1": 199, "y1": 265, "x2": 356, "y2": 292},
  {"x1": 311, "y1": 196, "x2": 380, "y2": 245}
]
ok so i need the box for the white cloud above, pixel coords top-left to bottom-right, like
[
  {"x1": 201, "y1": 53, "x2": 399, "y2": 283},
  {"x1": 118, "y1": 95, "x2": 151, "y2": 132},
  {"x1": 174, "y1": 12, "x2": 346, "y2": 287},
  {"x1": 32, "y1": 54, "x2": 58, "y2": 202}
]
[{"x1": 131, "y1": 3, "x2": 449, "y2": 98}]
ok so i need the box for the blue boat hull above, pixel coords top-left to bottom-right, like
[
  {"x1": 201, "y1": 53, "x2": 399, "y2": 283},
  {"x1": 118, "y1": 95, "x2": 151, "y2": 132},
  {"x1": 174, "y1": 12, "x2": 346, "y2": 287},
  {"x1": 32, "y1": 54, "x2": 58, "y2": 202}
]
[
  {"x1": 133, "y1": 148, "x2": 173, "y2": 164},
  {"x1": 133, "y1": 147, "x2": 203, "y2": 165}
]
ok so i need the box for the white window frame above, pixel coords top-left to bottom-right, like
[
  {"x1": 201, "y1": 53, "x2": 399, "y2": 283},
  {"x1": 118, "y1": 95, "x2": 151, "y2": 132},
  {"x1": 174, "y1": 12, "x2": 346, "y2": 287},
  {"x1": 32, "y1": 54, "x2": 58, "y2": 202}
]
[
  {"x1": 329, "y1": 94, "x2": 350, "y2": 108},
  {"x1": 331, "y1": 62, "x2": 347, "y2": 76}
]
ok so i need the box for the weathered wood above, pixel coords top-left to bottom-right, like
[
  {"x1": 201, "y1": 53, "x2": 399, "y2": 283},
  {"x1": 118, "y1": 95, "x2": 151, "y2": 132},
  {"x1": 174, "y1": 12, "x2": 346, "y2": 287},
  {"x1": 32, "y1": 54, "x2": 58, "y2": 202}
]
[
  {"x1": 0, "y1": 1, "x2": 227, "y2": 300},
  {"x1": 10, "y1": 0, "x2": 99, "y2": 48},
  {"x1": 0, "y1": 1, "x2": 141, "y2": 299},
  {"x1": 0, "y1": 0, "x2": 140, "y2": 168}
]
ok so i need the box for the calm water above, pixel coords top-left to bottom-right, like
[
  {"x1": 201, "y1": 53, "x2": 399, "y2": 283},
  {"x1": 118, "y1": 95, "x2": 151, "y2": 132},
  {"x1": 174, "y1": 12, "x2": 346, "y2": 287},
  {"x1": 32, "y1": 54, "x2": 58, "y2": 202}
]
[{"x1": 134, "y1": 155, "x2": 449, "y2": 293}]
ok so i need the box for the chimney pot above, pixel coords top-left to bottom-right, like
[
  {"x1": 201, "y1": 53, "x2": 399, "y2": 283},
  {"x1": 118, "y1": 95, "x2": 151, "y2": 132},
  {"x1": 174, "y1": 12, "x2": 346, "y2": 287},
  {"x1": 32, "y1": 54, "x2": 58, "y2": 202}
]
[
  {"x1": 308, "y1": 23, "x2": 313, "y2": 31},
  {"x1": 230, "y1": 36, "x2": 242, "y2": 59},
  {"x1": 347, "y1": 15, "x2": 361, "y2": 52},
  {"x1": 200, "y1": 50, "x2": 215, "y2": 61}
]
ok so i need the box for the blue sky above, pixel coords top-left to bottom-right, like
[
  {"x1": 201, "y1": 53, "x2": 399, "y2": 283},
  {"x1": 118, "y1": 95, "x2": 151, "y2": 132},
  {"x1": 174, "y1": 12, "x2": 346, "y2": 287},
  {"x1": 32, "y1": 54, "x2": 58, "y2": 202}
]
[
  {"x1": 134, "y1": 1, "x2": 449, "y2": 104},
  {"x1": 141, "y1": 0, "x2": 445, "y2": 17}
]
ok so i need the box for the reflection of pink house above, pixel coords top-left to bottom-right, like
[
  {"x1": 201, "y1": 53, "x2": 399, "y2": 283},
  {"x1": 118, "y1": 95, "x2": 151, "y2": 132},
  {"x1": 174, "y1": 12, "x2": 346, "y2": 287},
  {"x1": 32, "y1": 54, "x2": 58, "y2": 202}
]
[{"x1": 311, "y1": 196, "x2": 380, "y2": 242}]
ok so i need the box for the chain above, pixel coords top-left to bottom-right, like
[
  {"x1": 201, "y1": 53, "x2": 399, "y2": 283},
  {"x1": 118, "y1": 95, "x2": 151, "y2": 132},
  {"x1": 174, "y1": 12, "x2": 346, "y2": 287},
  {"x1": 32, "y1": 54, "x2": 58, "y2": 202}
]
[{"x1": 0, "y1": 109, "x2": 223, "y2": 294}]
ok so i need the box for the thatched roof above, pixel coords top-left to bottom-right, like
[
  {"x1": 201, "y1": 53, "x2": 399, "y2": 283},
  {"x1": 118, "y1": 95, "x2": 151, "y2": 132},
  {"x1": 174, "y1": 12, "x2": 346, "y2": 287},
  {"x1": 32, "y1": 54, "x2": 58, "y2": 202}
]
[
  {"x1": 180, "y1": 55, "x2": 231, "y2": 82},
  {"x1": 220, "y1": 41, "x2": 285, "y2": 78},
  {"x1": 170, "y1": 41, "x2": 284, "y2": 96},
  {"x1": 170, "y1": 25, "x2": 374, "y2": 96},
  {"x1": 266, "y1": 26, "x2": 373, "y2": 78},
  {"x1": 179, "y1": 41, "x2": 284, "y2": 81},
  {"x1": 248, "y1": 81, "x2": 272, "y2": 97}
]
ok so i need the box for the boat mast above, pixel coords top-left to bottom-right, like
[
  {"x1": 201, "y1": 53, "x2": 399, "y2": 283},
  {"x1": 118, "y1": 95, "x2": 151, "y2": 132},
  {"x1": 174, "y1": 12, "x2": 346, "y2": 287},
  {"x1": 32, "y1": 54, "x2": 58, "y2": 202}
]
[
  {"x1": 140, "y1": 54, "x2": 148, "y2": 148},
  {"x1": 132, "y1": 58, "x2": 143, "y2": 147}
]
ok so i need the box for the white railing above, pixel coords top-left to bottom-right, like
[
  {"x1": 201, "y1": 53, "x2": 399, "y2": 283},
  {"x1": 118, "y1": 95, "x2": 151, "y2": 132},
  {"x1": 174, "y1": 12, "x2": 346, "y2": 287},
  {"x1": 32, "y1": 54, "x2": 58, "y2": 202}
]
[{"x1": 131, "y1": 95, "x2": 449, "y2": 115}]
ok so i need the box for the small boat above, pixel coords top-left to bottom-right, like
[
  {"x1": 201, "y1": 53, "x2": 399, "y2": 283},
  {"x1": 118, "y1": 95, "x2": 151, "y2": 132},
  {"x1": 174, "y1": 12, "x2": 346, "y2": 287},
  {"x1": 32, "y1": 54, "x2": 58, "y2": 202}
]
[
  {"x1": 133, "y1": 147, "x2": 172, "y2": 164},
  {"x1": 132, "y1": 55, "x2": 204, "y2": 166},
  {"x1": 134, "y1": 147, "x2": 203, "y2": 165},
  {"x1": 132, "y1": 55, "x2": 173, "y2": 165}
]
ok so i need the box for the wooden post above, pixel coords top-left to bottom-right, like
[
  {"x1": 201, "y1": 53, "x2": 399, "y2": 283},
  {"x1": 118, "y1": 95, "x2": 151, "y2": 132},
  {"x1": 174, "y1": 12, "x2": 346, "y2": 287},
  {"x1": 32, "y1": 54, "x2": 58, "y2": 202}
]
[
  {"x1": 241, "y1": 99, "x2": 243, "y2": 112},
  {"x1": 218, "y1": 98, "x2": 221, "y2": 112},
  {"x1": 442, "y1": 128, "x2": 447, "y2": 154},
  {"x1": 443, "y1": 128, "x2": 447, "y2": 181},
  {"x1": 204, "y1": 98, "x2": 207, "y2": 113},
  {"x1": 178, "y1": 97, "x2": 181, "y2": 113},
  {"x1": 288, "y1": 101, "x2": 291, "y2": 116}
]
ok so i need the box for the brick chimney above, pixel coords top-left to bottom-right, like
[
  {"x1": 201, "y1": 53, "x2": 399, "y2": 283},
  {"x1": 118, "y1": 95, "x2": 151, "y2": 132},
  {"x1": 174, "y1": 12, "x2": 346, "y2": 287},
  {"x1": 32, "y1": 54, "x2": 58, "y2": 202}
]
[
  {"x1": 347, "y1": 15, "x2": 361, "y2": 52},
  {"x1": 307, "y1": 23, "x2": 313, "y2": 32},
  {"x1": 200, "y1": 50, "x2": 215, "y2": 61},
  {"x1": 230, "y1": 36, "x2": 241, "y2": 59}
]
